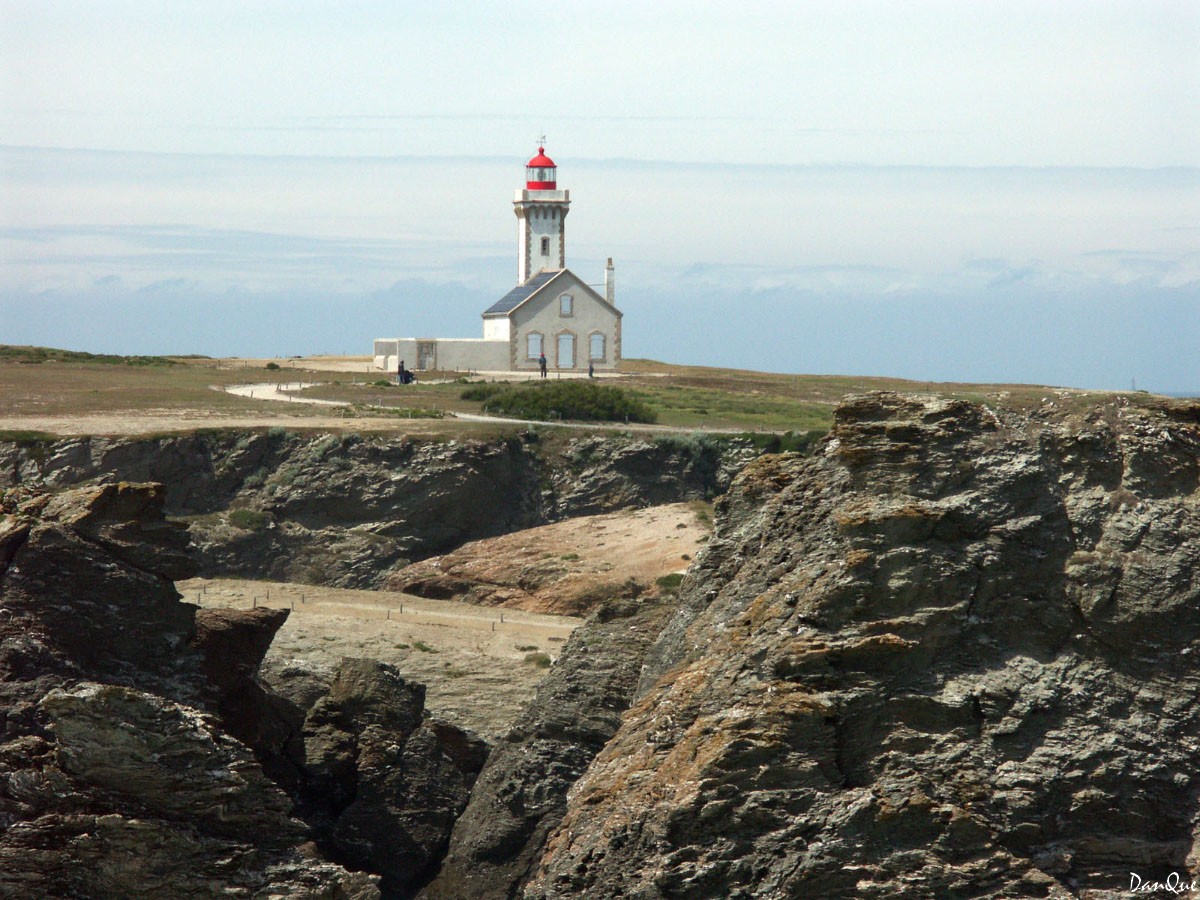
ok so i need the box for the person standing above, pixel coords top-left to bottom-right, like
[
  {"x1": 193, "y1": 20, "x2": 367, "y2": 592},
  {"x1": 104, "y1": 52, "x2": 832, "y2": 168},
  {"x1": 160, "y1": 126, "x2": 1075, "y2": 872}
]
[{"x1": 539, "y1": 352, "x2": 548, "y2": 378}]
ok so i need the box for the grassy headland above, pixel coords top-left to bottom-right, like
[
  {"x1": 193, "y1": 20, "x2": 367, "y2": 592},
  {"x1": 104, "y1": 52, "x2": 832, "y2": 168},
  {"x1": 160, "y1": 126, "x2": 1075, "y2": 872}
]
[{"x1": 0, "y1": 346, "x2": 1139, "y2": 439}]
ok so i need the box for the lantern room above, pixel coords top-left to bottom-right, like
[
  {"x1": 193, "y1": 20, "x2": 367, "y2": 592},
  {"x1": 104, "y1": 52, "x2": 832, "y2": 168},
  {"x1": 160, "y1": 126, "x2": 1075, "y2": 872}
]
[{"x1": 525, "y1": 148, "x2": 557, "y2": 190}]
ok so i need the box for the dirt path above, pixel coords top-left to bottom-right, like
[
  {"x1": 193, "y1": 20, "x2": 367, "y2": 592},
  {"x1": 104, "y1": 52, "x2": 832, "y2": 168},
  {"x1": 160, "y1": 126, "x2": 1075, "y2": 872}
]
[
  {"x1": 220, "y1": 382, "x2": 350, "y2": 406},
  {"x1": 215, "y1": 380, "x2": 753, "y2": 435},
  {"x1": 181, "y1": 577, "x2": 581, "y2": 739}
]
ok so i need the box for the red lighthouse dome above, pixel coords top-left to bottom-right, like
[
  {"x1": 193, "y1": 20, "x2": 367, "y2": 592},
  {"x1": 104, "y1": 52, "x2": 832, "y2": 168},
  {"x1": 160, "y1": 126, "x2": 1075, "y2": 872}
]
[{"x1": 525, "y1": 147, "x2": 557, "y2": 190}]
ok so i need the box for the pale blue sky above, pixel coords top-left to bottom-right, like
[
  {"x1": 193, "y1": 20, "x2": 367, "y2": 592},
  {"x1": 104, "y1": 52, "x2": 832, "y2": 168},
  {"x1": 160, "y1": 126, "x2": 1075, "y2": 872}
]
[{"x1": 2, "y1": 2, "x2": 1198, "y2": 390}]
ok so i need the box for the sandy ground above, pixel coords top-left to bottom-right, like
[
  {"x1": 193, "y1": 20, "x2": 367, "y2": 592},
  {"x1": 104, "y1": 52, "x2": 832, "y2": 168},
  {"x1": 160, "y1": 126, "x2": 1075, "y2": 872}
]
[
  {"x1": 178, "y1": 504, "x2": 707, "y2": 739},
  {"x1": 182, "y1": 577, "x2": 581, "y2": 739},
  {"x1": 391, "y1": 502, "x2": 707, "y2": 614}
]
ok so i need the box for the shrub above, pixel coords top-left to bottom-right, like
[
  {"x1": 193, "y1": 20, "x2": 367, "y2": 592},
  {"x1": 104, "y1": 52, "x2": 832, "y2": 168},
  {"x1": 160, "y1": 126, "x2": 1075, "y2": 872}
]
[
  {"x1": 412, "y1": 641, "x2": 437, "y2": 653},
  {"x1": 265, "y1": 362, "x2": 281, "y2": 370},
  {"x1": 524, "y1": 652, "x2": 552, "y2": 669},
  {"x1": 733, "y1": 429, "x2": 825, "y2": 455},
  {"x1": 461, "y1": 381, "x2": 656, "y2": 424},
  {"x1": 460, "y1": 384, "x2": 506, "y2": 402},
  {"x1": 655, "y1": 572, "x2": 685, "y2": 592},
  {"x1": 228, "y1": 508, "x2": 270, "y2": 531}
]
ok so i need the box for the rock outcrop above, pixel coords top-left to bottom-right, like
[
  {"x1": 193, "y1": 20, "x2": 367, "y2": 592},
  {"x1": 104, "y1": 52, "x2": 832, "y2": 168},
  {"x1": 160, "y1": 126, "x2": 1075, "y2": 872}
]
[
  {"x1": 13, "y1": 393, "x2": 1198, "y2": 898},
  {"x1": 1, "y1": 431, "x2": 757, "y2": 589},
  {"x1": 421, "y1": 596, "x2": 677, "y2": 900},
  {"x1": 519, "y1": 393, "x2": 1200, "y2": 898},
  {"x1": 386, "y1": 503, "x2": 707, "y2": 616},
  {"x1": 298, "y1": 658, "x2": 490, "y2": 899},
  {"x1": 0, "y1": 482, "x2": 380, "y2": 897}
]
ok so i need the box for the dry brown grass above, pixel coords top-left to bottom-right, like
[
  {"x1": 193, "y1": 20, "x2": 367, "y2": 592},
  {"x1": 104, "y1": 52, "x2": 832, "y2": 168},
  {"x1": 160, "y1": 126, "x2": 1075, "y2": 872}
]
[{"x1": 0, "y1": 349, "x2": 1138, "y2": 438}]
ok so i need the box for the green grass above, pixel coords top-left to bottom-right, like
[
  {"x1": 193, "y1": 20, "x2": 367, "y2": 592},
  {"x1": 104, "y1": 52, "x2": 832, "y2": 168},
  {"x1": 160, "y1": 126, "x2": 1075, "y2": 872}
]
[
  {"x1": 0, "y1": 345, "x2": 181, "y2": 366},
  {"x1": 228, "y1": 508, "x2": 270, "y2": 531},
  {"x1": 524, "y1": 652, "x2": 552, "y2": 668},
  {"x1": 412, "y1": 640, "x2": 437, "y2": 653},
  {"x1": 0, "y1": 429, "x2": 58, "y2": 444},
  {"x1": 356, "y1": 404, "x2": 445, "y2": 419},
  {"x1": 655, "y1": 573, "x2": 685, "y2": 592},
  {"x1": 461, "y1": 381, "x2": 657, "y2": 424},
  {"x1": 627, "y1": 383, "x2": 833, "y2": 432}
]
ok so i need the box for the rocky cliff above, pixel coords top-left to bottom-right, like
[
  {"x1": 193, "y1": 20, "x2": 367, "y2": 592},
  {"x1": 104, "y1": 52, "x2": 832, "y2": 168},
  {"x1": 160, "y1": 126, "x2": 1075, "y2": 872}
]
[
  {"x1": 0, "y1": 483, "x2": 486, "y2": 898},
  {"x1": 0, "y1": 482, "x2": 380, "y2": 897},
  {"x1": 1, "y1": 431, "x2": 755, "y2": 589},
  {"x1": 512, "y1": 392, "x2": 1200, "y2": 898},
  {"x1": 8, "y1": 392, "x2": 1199, "y2": 899},
  {"x1": 421, "y1": 595, "x2": 678, "y2": 900}
]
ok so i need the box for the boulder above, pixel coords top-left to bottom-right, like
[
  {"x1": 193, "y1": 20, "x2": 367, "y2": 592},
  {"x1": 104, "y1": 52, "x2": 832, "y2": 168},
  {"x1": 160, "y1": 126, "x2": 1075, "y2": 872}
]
[{"x1": 299, "y1": 658, "x2": 489, "y2": 898}]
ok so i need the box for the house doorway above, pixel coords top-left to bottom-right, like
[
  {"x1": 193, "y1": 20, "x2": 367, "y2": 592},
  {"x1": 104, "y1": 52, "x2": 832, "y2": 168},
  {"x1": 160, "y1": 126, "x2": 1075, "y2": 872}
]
[
  {"x1": 556, "y1": 333, "x2": 575, "y2": 369},
  {"x1": 417, "y1": 341, "x2": 437, "y2": 371}
]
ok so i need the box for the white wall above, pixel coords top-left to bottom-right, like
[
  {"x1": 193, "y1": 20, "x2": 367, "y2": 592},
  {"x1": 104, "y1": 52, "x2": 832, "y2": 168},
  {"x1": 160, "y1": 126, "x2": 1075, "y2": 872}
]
[
  {"x1": 511, "y1": 271, "x2": 620, "y2": 370},
  {"x1": 374, "y1": 338, "x2": 509, "y2": 373},
  {"x1": 482, "y1": 316, "x2": 511, "y2": 341}
]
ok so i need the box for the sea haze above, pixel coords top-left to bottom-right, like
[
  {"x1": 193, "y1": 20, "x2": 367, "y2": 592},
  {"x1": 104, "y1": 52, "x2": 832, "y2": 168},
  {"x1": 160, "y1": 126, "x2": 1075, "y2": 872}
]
[{"x1": 1, "y1": 146, "x2": 1196, "y2": 392}]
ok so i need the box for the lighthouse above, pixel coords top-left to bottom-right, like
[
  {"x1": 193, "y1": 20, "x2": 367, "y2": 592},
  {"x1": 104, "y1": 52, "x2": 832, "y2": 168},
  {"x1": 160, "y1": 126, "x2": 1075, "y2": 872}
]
[
  {"x1": 375, "y1": 143, "x2": 621, "y2": 374},
  {"x1": 513, "y1": 144, "x2": 570, "y2": 285}
]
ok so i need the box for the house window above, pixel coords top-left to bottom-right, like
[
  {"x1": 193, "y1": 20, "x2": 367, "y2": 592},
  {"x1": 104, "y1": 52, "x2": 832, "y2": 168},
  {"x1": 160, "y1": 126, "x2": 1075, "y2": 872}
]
[
  {"x1": 589, "y1": 333, "x2": 606, "y2": 361},
  {"x1": 526, "y1": 332, "x2": 543, "y2": 359},
  {"x1": 559, "y1": 293, "x2": 573, "y2": 316},
  {"x1": 540, "y1": 236, "x2": 550, "y2": 255}
]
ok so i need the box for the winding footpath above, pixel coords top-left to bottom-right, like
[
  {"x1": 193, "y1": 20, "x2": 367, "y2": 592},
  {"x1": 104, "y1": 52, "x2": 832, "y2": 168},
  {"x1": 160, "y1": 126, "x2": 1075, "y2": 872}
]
[{"x1": 219, "y1": 381, "x2": 767, "y2": 434}]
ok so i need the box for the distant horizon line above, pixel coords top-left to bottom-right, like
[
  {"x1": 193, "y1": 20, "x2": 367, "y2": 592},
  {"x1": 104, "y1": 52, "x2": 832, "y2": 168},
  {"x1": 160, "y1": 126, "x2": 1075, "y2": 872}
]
[{"x1": 3, "y1": 143, "x2": 1196, "y2": 175}]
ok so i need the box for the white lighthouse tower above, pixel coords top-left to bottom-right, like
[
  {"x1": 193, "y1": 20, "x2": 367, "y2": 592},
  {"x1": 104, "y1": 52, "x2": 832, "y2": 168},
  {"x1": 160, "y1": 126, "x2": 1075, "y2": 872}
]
[
  {"x1": 513, "y1": 143, "x2": 570, "y2": 284},
  {"x1": 375, "y1": 143, "x2": 621, "y2": 374}
]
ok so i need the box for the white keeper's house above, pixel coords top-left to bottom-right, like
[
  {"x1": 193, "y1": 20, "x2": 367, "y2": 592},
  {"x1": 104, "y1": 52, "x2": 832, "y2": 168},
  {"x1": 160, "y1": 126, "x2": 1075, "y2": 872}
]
[{"x1": 374, "y1": 145, "x2": 622, "y2": 374}]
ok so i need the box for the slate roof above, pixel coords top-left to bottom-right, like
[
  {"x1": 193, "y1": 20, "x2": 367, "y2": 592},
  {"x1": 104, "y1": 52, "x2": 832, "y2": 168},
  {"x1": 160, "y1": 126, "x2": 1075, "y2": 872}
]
[{"x1": 483, "y1": 270, "x2": 562, "y2": 316}]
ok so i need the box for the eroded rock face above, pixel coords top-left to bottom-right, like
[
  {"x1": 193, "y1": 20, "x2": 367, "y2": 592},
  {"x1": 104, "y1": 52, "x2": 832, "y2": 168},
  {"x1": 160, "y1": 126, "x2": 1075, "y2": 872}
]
[
  {"x1": 420, "y1": 596, "x2": 677, "y2": 900},
  {"x1": 524, "y1": 393, "x2": 1200, "y2": 899},
  {"x1": 0, "y1": 482, "x2": 381, "y2": 899},
  {"x1": 300, "y1": 658, "x2": 490, "y2": 898},
  {"x1": 2, "y1": 431, "x2": 756, "y2": 589}
]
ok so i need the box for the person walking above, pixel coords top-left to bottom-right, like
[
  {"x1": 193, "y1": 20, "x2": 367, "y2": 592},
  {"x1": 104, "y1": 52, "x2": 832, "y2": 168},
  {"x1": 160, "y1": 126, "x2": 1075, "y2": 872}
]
[{"x1": 539, "y1": 352, "x2": 548, "y2": 379}]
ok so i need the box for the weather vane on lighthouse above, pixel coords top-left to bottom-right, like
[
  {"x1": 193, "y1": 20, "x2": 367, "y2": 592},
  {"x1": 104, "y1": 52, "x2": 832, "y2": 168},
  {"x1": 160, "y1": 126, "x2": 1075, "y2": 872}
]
[{"x1": 537, "y1": 133, "x2": 546, "y2": 151}]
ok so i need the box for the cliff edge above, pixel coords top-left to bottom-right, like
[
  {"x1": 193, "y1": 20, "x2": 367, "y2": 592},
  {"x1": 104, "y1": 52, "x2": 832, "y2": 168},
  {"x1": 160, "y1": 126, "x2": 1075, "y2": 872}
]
[{"x1": 523, "y1": 392, "x2": 1200, "y2": 898}]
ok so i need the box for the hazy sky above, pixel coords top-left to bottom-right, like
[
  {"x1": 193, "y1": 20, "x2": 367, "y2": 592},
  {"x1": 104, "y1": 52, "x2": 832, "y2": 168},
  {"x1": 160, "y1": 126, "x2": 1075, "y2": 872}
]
[{"x1": 2, "y1": 2, "x2": 1198, "y2": 390}]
